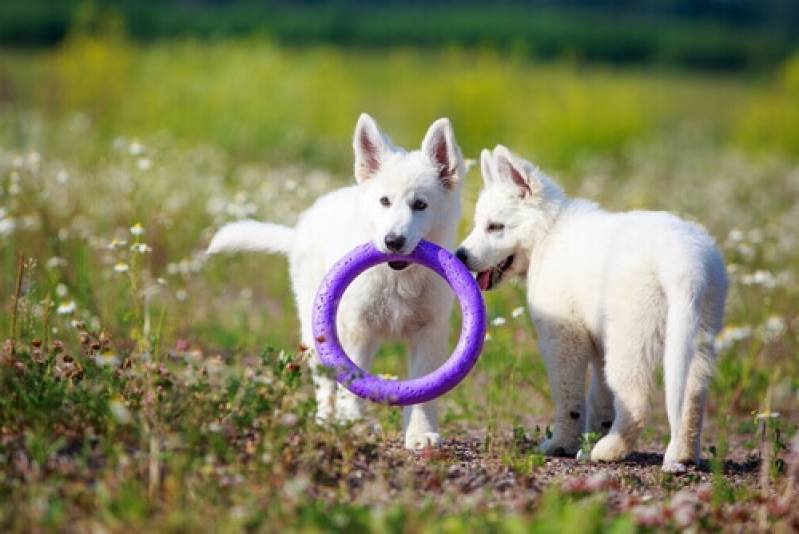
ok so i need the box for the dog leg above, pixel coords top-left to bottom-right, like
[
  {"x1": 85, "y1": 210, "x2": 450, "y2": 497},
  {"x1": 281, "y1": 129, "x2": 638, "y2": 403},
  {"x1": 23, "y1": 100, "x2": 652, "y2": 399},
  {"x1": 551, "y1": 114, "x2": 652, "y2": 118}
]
[
  {"x1": 663, "y1": 333, "x2": 714, "y2": 471},
  {"x1": 334, "y1": 333, "x2": 380, "y2": 423},
  {"x1": 537, "y1": 324, "x2": 591, "y2": 457},
  {"x1": 586, "y1": 354, "x2": 615, "y2": 437},
  {"x1": 590, "y1": 345, "x2": 652, "y2": 463},
  {"x1": 403, "y1": 322, "x2": 448, "y2": 450}
]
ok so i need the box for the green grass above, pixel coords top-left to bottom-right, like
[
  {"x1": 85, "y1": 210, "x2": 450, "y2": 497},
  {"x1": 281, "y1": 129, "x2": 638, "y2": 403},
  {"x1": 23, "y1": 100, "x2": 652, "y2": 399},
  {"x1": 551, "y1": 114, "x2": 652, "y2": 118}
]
[{"x1": 1, "y1": 36, "x2": 798, "y2": 531}]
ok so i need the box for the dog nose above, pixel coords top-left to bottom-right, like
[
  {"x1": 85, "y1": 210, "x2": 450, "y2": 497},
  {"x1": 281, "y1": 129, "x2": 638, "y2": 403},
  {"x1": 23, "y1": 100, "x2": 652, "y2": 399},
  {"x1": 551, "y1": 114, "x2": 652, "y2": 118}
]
[
  {"x1": 384, "y1": 233, "x2": 406, "y2": 252},
  {"x1": 455, "y1": 247, "x2": 469, "y2": 265}
]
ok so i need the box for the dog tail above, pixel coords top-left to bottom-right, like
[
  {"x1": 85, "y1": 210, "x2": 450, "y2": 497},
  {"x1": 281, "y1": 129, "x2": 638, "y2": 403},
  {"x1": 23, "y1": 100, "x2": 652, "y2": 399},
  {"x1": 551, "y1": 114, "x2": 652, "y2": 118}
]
[{"x1": 207, "y1": 220, "x2": 295, "y2": 256}]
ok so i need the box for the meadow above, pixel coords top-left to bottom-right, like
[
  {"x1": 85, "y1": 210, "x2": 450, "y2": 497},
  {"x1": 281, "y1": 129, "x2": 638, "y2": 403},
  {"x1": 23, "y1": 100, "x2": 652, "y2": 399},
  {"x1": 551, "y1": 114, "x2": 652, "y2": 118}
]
[{"x1": 1, "y1": 32, "x2": 798, "y2": 531}]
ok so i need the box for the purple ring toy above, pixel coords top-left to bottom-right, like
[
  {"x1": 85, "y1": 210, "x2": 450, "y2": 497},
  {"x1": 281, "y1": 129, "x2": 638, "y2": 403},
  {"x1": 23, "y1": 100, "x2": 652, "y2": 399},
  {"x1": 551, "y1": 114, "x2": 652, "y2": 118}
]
[{"x1": 311, "y1": 240, "x2": 487, "y2": 406}]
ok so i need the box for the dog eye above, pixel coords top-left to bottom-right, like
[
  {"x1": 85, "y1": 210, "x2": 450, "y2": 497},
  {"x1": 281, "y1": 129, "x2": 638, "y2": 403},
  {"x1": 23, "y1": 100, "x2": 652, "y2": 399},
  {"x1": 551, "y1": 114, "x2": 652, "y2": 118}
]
[
  {"x1": 411, "y1": 199, "x2": 428, "y2": 211},
  {"x1": 486, "y1": 222, "x2": 504, "y2": 233},
  {"x1": 379, "y1": 196, "x2": 391, "y2": 207}
]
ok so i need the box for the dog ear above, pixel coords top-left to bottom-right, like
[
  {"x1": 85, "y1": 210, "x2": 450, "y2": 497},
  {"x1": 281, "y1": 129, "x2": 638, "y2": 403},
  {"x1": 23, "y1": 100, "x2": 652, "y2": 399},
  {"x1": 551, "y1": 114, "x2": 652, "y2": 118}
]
[
  {"x1": 493, "y1": 145, "x2": 541, "y2": 199},
  {"x1": 421, "y1": 118, "x2": 464, "y2": 189},
  {"x1": 353, "y1": 113, "x2": 389, "y2": 183},
  {"x1": 480, "y1": 149, "x2": 495, "y2": 186}
]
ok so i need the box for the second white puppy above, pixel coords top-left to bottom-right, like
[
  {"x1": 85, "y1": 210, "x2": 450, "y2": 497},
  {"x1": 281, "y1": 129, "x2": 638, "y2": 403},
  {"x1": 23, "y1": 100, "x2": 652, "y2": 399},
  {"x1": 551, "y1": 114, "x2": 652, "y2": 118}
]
[{"x1": 457, "y1": 146, "x2": 727, "y2": 472}]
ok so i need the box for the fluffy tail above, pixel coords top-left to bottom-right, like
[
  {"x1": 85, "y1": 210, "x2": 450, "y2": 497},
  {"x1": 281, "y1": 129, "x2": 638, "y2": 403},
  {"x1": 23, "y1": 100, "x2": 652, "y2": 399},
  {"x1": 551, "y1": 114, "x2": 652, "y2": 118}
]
[{"x1": 207, "y1": 220, "x2": 295, "y2": 255}]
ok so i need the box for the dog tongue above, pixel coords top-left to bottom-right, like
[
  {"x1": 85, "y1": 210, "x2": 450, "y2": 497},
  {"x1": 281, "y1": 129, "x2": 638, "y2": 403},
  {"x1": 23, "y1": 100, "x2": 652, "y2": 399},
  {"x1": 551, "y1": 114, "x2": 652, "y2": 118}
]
[{"x1": 476, "y1": 270, "x2": 491, "y2": 291}]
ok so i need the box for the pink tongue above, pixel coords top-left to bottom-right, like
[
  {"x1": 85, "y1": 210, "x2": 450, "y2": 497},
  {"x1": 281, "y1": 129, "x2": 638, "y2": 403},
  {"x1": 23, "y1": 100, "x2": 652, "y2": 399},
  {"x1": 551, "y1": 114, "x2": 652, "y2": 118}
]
[{"x1": 476, "y1": 270, "x2": 491, "y2": 291}]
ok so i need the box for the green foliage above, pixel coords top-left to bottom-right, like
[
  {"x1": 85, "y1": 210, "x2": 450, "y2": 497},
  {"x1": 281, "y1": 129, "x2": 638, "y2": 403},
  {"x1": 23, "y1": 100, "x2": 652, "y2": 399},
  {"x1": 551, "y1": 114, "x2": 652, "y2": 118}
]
[{"x1": 1, "y1": 1, "x2": 797, "y2": 71}]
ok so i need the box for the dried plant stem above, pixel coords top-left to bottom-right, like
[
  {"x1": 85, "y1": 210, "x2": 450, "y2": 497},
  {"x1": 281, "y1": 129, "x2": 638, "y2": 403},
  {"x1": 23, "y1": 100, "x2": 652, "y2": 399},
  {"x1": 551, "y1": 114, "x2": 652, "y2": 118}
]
[
  {"x1": 148, "y1": 432, "x2": 160, "y2": 500},
  {"x1": 10, "y1": 252, "x2": 25, "y2": 350}
]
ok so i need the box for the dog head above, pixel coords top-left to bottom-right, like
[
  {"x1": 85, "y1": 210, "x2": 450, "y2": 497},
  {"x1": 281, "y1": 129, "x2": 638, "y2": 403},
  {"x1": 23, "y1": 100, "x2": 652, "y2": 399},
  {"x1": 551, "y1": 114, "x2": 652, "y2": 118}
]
[
  {"x1": 354, "y1": 114, "x2": 465, "y2": 266},
  {"x1": 457, "y1": 146, "x2": 565, "y2": 290}
]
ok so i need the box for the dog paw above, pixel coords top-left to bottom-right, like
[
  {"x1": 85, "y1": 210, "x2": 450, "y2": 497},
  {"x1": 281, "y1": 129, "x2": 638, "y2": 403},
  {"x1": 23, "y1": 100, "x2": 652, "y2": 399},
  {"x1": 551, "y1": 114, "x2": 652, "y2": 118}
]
[
  {"x1": 539, "y1": 438, "x2": 579, "y2": 457},
  {"x1": 662, "y1": 441, "x2": 695, "y2": 472},
  {"x1": 405, "y1": 431, "x2": 441, "y2": 450},
  {"x1": 661, "y1": 461, "x2": 688, "y2": 474},
  {"x1": 590, "y1": 434, "x2": 631, "y2": 462}
]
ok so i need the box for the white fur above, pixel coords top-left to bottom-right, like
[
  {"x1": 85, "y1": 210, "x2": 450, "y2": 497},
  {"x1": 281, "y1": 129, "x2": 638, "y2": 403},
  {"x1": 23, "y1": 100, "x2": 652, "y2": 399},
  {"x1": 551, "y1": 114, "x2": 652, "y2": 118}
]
[
  {"x1": 458, "y1": 146, "x2": 728, "y2": 472},
  {"x1": 208, "y1": 114, "x2": 466, "y2": 450}
]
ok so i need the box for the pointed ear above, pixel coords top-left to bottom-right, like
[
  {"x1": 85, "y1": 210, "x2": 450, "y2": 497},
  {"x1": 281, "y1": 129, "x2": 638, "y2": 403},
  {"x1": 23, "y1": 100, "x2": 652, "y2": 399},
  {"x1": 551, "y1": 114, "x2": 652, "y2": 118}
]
[
  {"x1": 480, "y1": 149, "x2": 495, "y2": 187},
  {"x1": 421, "y1": 118, "x2": 464, "y2": 189},
  {"x1": 353, "y1": 113, "x2": 389, "y2": 183},
  {"x1": 492, "y1": 145, "x2": 541, "y2": 198}
]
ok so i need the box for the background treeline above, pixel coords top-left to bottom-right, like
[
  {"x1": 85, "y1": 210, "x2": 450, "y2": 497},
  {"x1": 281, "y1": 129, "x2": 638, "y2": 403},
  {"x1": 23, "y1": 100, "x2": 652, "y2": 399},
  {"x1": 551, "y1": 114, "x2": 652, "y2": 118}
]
[{"x1": 1, "y1": 0, "x2": 798, "y2": 71}]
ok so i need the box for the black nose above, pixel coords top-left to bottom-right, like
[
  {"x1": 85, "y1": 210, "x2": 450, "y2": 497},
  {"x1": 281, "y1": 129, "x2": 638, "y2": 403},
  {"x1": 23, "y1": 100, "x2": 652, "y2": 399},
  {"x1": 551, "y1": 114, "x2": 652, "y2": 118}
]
[
  {"x1": 384, "y1": 233, "x2": 406, "y2": 252},
  {"x1": 455, "y1": 247, "x2": 469, "y2": 265}
]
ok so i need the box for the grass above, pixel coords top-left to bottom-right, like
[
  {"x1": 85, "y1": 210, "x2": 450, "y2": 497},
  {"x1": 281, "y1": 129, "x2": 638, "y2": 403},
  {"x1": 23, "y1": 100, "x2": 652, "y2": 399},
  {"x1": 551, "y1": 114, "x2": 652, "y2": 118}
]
[{"x1": 0, "y1": 35, "x2": 798, "y2": 531}]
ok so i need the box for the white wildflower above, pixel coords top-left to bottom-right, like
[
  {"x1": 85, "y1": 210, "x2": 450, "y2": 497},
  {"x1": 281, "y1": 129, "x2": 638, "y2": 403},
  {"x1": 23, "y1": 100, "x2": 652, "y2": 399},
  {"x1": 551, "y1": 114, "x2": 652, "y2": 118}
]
[
  {"x1": 129, "y1": 223, "x2": 144, "y2": 236},
  {"x1": 56, "y1": 300, "x2": 76, "y2": 315},
  {"x1": 136, "y1": 158, "x2": 152, "y2": 171},
  {"x1": 46, "y1": 256, "x2": 66, "y2": 269},
  {"x1": 726, "y1": 228, "x2": 744, "y2": 244},
  {"x1": 741, "y1": 269, "x2": 776, "y2": 289},
  {"x1": 714, "y1": 325, "x2": 753, "y2": 352},
  {"x1": 114, "y1": 262, "x2": 129, "y2": 273},
  {"x1": 511, "y1": 306, "x2": 526, "y2": 318},
  {"x1": 128, "y1": 140, "x2": 145, "y2": 156},
  {"x1": 95, "y1": 353, "x2": 121, "y2": 368},
  {"x1": 108, "y1": 238, "x2": 127, "y2": 249},
  {"x1": 754, "y1": 410, "x2": 780, "y2": 421},
  {"x1": 131, "y1": 243, "x2": 152, "y2": 254},
  {"x1": 56, "y1": 283, "x2": 68, "y2": 297},
  {"x1": 377, "y1": 373, "x2": 399, "y2": 380},
  {"x1": 762, "y1": 315, "x2": 786, "y2": 342},
  {"x1": 110, "y1": 398, "x2": 132, "y2": 424},
  {"x1": 491, "y1": 316, "x2": 507, "y2": 327},
  {"x1": 0, "y1": 217, "x2": 16, "y2": 236}
]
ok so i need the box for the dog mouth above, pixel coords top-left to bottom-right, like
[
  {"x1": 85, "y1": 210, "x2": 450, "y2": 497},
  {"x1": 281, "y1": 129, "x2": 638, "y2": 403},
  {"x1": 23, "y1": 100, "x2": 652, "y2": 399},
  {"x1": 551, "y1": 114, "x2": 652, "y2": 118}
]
[
  {"x1": 476, "y1": 255, "x2": 514, "y2": 291},
  {"x1": 388, "y1": 261, "x2": 410, "y2": 271}
]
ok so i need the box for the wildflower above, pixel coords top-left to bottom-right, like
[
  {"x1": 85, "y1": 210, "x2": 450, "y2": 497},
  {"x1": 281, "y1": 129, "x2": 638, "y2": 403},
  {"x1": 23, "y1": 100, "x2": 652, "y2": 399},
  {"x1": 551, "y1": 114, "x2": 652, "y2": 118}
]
[
  {"x1": 714, "y1": 325, "x2": 752, "y2": 353},
  {"x1": 491, "y1": 316, "x2": 507, "y2": 327},
  {"x1": 727, "y1": 228, "x2": 744, "y2": 244},
  {"x1": 54, "y1": 353, "x2": 82, "y2": 380},
  {"x1": 511, "y1": 306, "x2": 525, "y2": 318},
  {"x1": 110, "y1": 397, "x2": 132, "y2": 424},
  {"x1": 114, "y1": 262, "x2": 129, "y2": 273},
  {"x1": 95, "y1": 352, "x2": 121, "y2": 368},
  {"x1": 137, "y1": 158, "x2": 152, "y2": 171},
  {"x1": 129, "y1": 223, "x2": 144, "y2": 236},
  {"x1": 128, "y1": 140, "x2": 145, "y2": 156},
  {"x1": 741, "y1": 269, "x2": 776, "y2": 289},
  {"x1": 0, "y1": 216, "x2": 15, "y2": 236},
  {"x1": 46, "y1": 256, "x2": 66, "y2": 269},
  {"x1": 56, "y1": 283, "x2": 68, "y2": 298},
  {"x1": 762, "y1": 315, "x2": 786, "y2": 341},
  {"x1": 377, "y1": 373, "x2": 399, "y2": 381},
  {"x1": 131, "y1": 243, "x2": 152, "y2": 254},
  {"x1": 280, "y1": 412, "x2": 299, "y2": 427},
  {"x1": 753, "y1": 409, "x2": 780, "y2": 421},
  {"x1": 56, "y1": 301, "x2": 76, "y2": 315},
  {"x1": 108, "y1": 238, "x2": 127, "y2": 249}
]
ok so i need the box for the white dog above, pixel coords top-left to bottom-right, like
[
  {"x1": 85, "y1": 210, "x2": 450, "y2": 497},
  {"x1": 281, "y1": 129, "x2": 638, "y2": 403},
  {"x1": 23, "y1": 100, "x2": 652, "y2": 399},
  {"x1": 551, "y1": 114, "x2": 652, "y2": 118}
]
[
  {"x1": 457, "y1": 146, "x2": 727, "y2": 472},
  {"x1": 208, "y1": 114, "x2": 466, "y2": 450}
]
